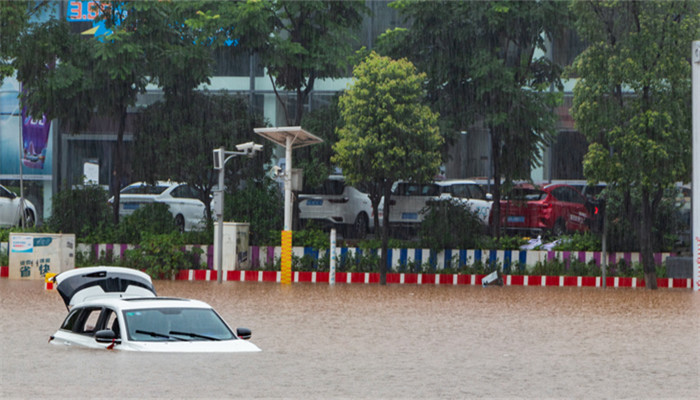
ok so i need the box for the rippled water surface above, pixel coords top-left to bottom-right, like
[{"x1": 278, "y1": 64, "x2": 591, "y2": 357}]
[{"x1": 1, "y1": 279, "x2": 698, "y2": 399}]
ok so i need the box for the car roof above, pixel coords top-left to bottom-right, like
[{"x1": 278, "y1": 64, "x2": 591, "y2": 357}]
[
  {"x1": 76, "y1": 296, "x2": 212, "y2": 311},
  {"x1": 124, "y1": 181, "x2": 183, "y2": 188},
  {"x1": 435, "y1": 179, "x2": 480, "y2": 186}
]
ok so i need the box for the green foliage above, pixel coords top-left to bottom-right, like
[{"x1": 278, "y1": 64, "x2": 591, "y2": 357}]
[
  {"x1": 47, "y1": 185, "x2": 112, "y2": 238},
  {"x1": 379, "y1": 1, "x2": 568, "y2": 236},
  {"x1": 134, "y1": 91, "x2": 267, "y2": 223},
  {"x1": 553, "y1": 232, "x2": 601, "y2": 252},
  {"x1": 334, "y1": 52, "x2": 443, "y2": 189},
  {"x1": 480, "y1": 235, "x2": 528, "y2": 250},
  {"x1": 114, "y1": 203, "x2": 178, "y2": 244},
  {"x1": 333, "y1": 51, "x2": 443, "y2": 280},
  {"x1": 293, "y1": 228, "x2": 329, "y2": 250},
  {"x1": 569, "y1": 1, "x2": 699, "y2": 279},
  {"x1": 419, "y1": 199, "x2": 486, "y2": 250},
  {"x1": 0, "y1": 248, "x2": 7, "y2": 267},
  {"x1": 297, "y1": 95, "x2": 342, "y2": 189},
  {"x1": 122, "y1": 232, "x2": 204, "y2": 279},
  {"x1": 225, "y1": 178, "x2": 283, "y2": 246}
]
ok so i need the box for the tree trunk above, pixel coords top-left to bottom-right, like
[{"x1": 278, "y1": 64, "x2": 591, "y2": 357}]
[
  {"x1": 489, "y1": 128, "x2": 502, "y2": 238},
  {"x1": 639, "y1": 190, "x2": 657, "y2": 289},
  {"x1": 111, "y1": 108, "x2": 128, "y2": 225},
  {"x1": 379, "y1": 184, "x2": 392, "y2": 285}
]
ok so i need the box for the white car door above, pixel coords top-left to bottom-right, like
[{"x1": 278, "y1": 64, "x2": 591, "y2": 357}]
[
  {"x1": 168, "y1": 185, "x2": 206, "y2": 230},
  {"x1": 0, "y1": 186, "x2": 19, "y2": 226}
]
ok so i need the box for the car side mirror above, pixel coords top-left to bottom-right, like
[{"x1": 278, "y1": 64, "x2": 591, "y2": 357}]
[
  {"x1": 236, "y1": 327, "x2": 252, "y2": 340},
  {"x1": 95, "y1": 329, "x2": 119, "y2": 343}
]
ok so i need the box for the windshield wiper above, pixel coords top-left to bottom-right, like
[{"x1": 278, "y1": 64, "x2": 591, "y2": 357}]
[
  {"x1": 135, "y1": 329, "x2": 186, "y2": 341},
  {"x1": 169, "y1": 330, "x2": 220, "y2": 341}
]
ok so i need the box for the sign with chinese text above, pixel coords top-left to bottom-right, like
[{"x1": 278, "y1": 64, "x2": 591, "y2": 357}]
[{"x1": 8, "y1": 233, "x2": 75, "y2": 280}]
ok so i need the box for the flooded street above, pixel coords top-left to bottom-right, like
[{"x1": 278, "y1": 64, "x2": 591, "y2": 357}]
[{"x1": 1, "y1": 279, "x2": 698, "y2": 399}]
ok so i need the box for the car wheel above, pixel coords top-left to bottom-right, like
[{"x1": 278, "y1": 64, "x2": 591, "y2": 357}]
[
  {"x1": 553, "y1": 218, "x2": 566, "y2": 237},
  {"x1": 352, "y1": 213, "x2": 369, "y2": 239},
  {"x1": 21, "y1": 210, "x2": 35, "y2": 228},
  {"x1": 175, "y1": 215, "x2": 185, "y2": 232}
]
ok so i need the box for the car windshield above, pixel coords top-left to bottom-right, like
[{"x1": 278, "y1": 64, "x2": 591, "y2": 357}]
[
  {"x1": 124, "y1": 307, "x2": 235, "y2": 342},
  {"x1": 121, "y1": 184, "x2": 169, "y2": 195}
]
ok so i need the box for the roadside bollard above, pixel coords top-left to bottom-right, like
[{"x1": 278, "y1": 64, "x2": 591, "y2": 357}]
[{"x1": 44, "y1": 272, "x2": 56, "y2": 290}]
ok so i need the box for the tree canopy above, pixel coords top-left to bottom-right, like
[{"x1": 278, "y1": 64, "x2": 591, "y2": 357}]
[{"x1": 133, "y1": 91, "x2": 267, "y2": 222}]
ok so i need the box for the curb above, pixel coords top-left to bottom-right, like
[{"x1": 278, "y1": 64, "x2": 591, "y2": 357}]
[
  {"x1": 1, "y1": 266, "x2": 691, "y2": 289},
  {"x1": 174, "y1": 269, "x2": 692, "y2": 289}
]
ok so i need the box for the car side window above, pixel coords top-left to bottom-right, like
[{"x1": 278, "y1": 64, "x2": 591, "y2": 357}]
[
  {"x1": 172, "y1": 185, "x2": 198, "y2": 199},
  {"x1": 81, "y1": 308, "x2": 102, "y2": 334},
  {"x1": 567, "y1": 188, "x2": 586, "y2": 205},
  {"x1": 104, "y1": 309, "x2": 120, "y2": 338},
  {"x1": 551, "y1": 188, "x2": 570, "y2": 202},
  {"x1": 60, "y1": 308, "x2": 82, "y2": 331}
]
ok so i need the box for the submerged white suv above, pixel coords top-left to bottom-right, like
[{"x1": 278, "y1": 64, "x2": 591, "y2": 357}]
[{"x1": 298, "y1": 175, "x2": 374, "y2": 238}]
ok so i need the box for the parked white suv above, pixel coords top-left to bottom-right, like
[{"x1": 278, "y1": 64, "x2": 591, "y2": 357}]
[
  {"x1": 298, "y1": 175, "x2": 374, "y2": 238},
  {"x1": 379, "y1": 179, "x2": 492, "y2": 233},
  {"x1": 435, "y1": 179, "x2": 493, "y2": 224}
]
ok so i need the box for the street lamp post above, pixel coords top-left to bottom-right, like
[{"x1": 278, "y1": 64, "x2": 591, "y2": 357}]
[
  {"x1": 253, "y1": 127, "x2": 323, "y2": 284},
  {"x1": 212, "y1": 142, "x2": 263, "y2": 283}
]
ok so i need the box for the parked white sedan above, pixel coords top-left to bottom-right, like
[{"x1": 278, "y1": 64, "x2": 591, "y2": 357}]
[
  {"x1": 49, "y1": 267, "x2": 261, "y2": 353},
  {"x1": 0, "y1": 184, "x2": 37, "y2": 227},
  {"x1": 111, "y1": 181, "x2": 207, "y2": 231},
  {"x1": 299, "y1": 175, "x2": 374, "y2": 238}
]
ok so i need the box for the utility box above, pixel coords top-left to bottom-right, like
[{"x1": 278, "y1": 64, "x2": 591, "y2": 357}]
[
  {"x1": 8, "y1": 233, "x2": 75, "y2": 280},
  {"x1": 213, "y1": 222, "x2": 250, "y2": 272}
]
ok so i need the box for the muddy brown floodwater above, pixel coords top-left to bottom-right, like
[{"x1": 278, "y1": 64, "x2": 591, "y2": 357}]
[{"x1": 1, "y1": 279, "x2": 698, "y2": 399}]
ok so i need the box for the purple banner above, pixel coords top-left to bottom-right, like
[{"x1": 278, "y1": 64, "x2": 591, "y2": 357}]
[{"x1": 21, "y1": 109, "x2": 51, "y2": 169}]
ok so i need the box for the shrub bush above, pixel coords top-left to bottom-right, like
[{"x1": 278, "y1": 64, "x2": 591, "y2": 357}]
[
  {"x1": 47, "y1": 184, "x2": 111, "y2": 238},
  {"x1": 122, "y1": 232, "x2": 204, "y2": 279},
  {"x1": 419, "y1": 198, "x2": 486, "y2": 250}
]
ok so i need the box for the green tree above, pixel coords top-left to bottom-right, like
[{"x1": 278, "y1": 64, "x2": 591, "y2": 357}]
[
  {"x1": 13, "y1": 2, "x2": 212, "y2": 224},
  {"x1": 133, "y1": 91, "x2": 267, "y2": 223},
  {"x1": 0, "y1": 1, "x2": 55, "y2": 81},
  {"x1": 297, "y1": 95, "x2": 342, "y2": 189},
  {"x1": 378, "y1": 0, "x2": 567, "y2": 236},
  {"x1": 569, "y1": 0, "x2": 699, "y2": 289},
  {"x1": 261, "y1": 0, "x2": 368, "y2": 126},
  {"x1": 332, "y1": 52, "x2": 443, "y2": 284},
  {"x1": 186, "y1": 1, "x2": 368, "y2": 126}
]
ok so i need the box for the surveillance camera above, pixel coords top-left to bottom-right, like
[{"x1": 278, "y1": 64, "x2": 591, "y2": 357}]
[{"x1": 236, "y1": 142, "x2": 263, "y2": 154}]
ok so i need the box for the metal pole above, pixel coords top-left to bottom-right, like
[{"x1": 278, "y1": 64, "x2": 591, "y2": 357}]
[
  {"x1": 329, "y1": 228, "x2": 336, "y2": 285},
  {"x1": 284, "y1": 136, "x2": 292, "y2": 231},
  {"x1": 692, "y1": 40, "x2": 700, "y2": 292},
  {"x1": 601, "y1": 212, "x2": 607, "y2": 288},
  {"x1": 280, "y1": 136, "x2": 294, "y2": 284},
  {"x1": 216, "y1": 155, "x2": 225, "y2": 283},
  {"x1": 18, "y1": 83, "x2": 26, "y2": 228}
]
